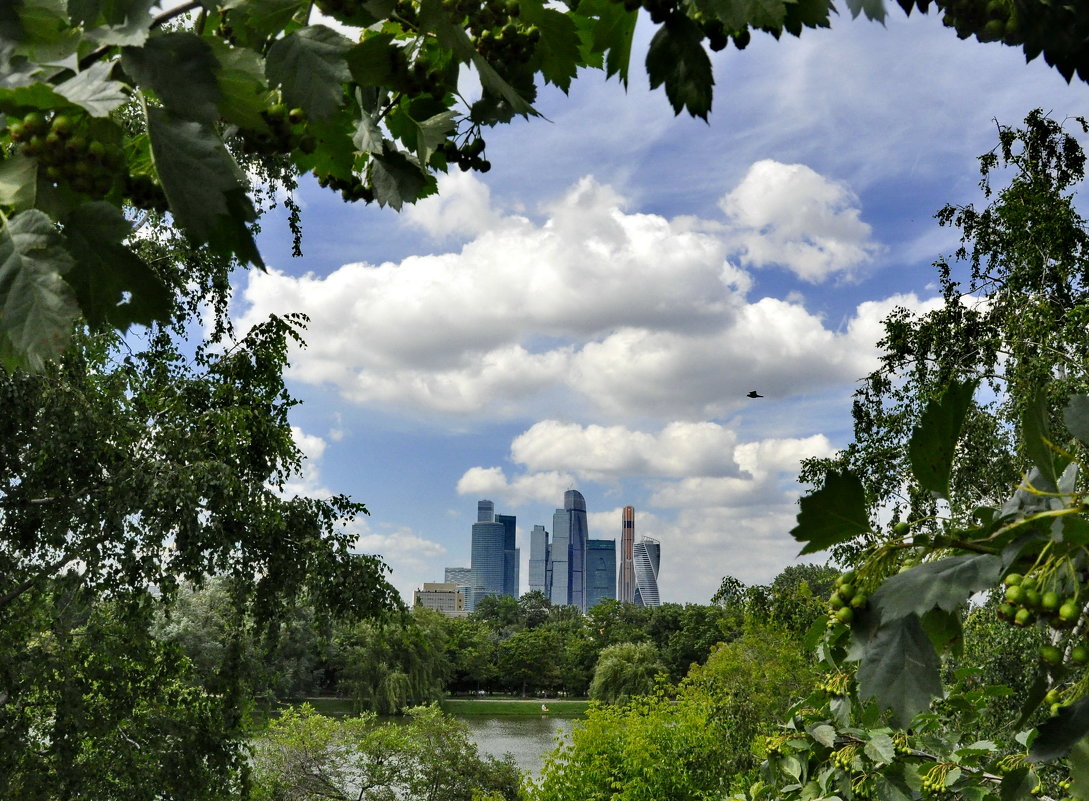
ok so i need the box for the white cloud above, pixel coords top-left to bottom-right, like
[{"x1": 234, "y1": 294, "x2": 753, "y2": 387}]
[
  {"x1": 281, "y1": 426, "x2": 332, "y2": 499},
  {"x1": 510, "y1": 420, "x2": 741, "y2": 480},
  {"x1": 721, "y1": 159, "x2": 880, "y2": 283},
  {"x1": 456, "y1": 466, "x2": 576, "y2": 506},
  {"x1": 236, "y1": 171, "x2": 913, "y2": 422}
]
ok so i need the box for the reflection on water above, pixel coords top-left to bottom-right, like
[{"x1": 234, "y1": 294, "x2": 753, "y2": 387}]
[{"x1": 459, "y1": 715, "x2": 578, "y2": 777}]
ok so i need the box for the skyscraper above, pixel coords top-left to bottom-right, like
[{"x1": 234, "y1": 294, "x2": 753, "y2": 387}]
[
  {"x1": 470, "y1": 500, "x2": 506, "y2": 610},
  {"x1": 496, "y1": 512, "x2": 520, "y2": 598},
  {"x1": 548, "y1": 489, "x2": 589, "y2": 610},
  {"x1": 585, "y1": 538, "x2": 616, "y2": 609},
  {"x1": 633, "y1": 536, "x2": 661, "y2": 608},
  {"x1": 618, "y1": 506, "x2": 636, "y2": 604},
  {"x1": 528, "y1": 524, "x2": 551, "y2": 596}
]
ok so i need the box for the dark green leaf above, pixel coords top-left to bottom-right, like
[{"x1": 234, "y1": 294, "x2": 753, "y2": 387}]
[
  {"x1": 920, "y1": 607, "x2": 963, "y2": 655},
  {"x1": 0, "y1": 81, "x2": 69, "y2": 114},
  {"x1": 1022, "y1": 387, "x2": 1059, "y2": 491},
  {"x1": 857, "y1": 614, "x2": 942, "y2": 724},
  {"x1": 521, "y1": 4, "x2": 582, "y2": 91},
  {"x1": 864, "y1": 732, "x2": 896, "y2": 765},
  {"x1": 845, "y1": 0, "x2": 887, "y2": 22},
  {"x1": 266, "y1": 25, "x2": 352, "y2": 121},
  {"x1": 54, "y1": 60, "x2": 127, "y2": 117},
  {"x1": 369, "y1": 146, "x2": 432, "y2": 210},
  {"x1": 783, "y1": 0, "x2": 833, "y2": 35},
  {"x1": 871, "y1": 554, "x2": 1002, "y2": 620},
  {"x1": 146, "y1": 107, "x2": 261, "y2": 265},
  {"x1": 352, "y1": 112, "x2": 383, "y2": 155},
  {"x1": 228, "y1": 0, "x2": 306, "y2": 37},
  {"x1": 1064, "y1": 394, "x2": 1089, "y2": 447},
  {"x1": 570, "y1": 0, "x2": 637, "y2": 84},
  {"x1": 61, "y1": 201, "x2": 171, "y2": 330},
  {"x1": 645, "y1": 15, "x2": 713, "y2": 120},
  {"x1": 1071, "y1": 739, "x2": 1089, "y2": 799},
  {"x1": 1000, "y1": 767, "x2": 1034, "y2": 801},
  {"x1": 0, "y1": 209, "x2": 77, "y2": 369},
  {"x1": 207, "y1": 39, "x2": 270, "y2": 129},
  {"x1": 123, "y1": 33, "x2": 220, "y2": 123},
  {"x1": 12, "y1": 0, "x2": 80, "y2": 62},
  {"x1": 790, "y1": 471, "x2": 870, "y2": 555},
  {"x1": 808, "y1": 723, "x2": 836, "y2": 746},
  {"x1": 346, "y1": 34, "x2": 397, "y2": 86},
  {"x1": 873, "y1": 773, "x2": 912, "y2": 801},
  {"x1": 695, "y1": 0, "x2": 789, "y2": 31},
  {"x1": 1029, "y1": 696, "x2": 1089, "y2": 761},
  {"x1": 908, "y1": 379, "x2": 976, "y2": 499},
  {"x1": 0, "y1": 152, "x2": 38, "y2": 211},
  {"x1": 81, "y1": 0, "x2": 156, "y2": 47}
]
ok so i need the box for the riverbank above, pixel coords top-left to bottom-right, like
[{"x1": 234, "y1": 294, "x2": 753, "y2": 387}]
[{"x1": 442, "y1": 698, "x2": 589, "y2": 717}]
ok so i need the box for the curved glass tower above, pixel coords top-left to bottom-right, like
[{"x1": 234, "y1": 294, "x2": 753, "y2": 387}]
[{"x1": 633, "y1": 536, "x2": 660, "y2": 608}]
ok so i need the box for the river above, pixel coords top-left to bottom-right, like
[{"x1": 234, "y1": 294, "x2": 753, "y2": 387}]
[{"x1": 459, "y1": 715, "x2": 578, "y2": 777}]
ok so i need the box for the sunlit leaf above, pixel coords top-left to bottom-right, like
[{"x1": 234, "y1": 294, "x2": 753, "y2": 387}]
[
  {"x1": 266, "y1": 25, "x2": 352, "y2": 121},
  {"x1": 790, "y1": 471, "x2": 870, "y2": 555},
  {"x1": 908, "y1": 379, "x2": 976, "y2": 499}
]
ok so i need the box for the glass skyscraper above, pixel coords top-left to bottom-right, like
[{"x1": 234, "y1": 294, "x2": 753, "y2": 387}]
[
  {"x1": 528, "y1": 524, "x2": 550, "y2": 595},
  {"x1": 633, "y1": 536, "x2": 661, "y2": 608},
  {"x1": 470, "y1": 500, "x2": 508, "y2": 610},
  {"x1": 618, "y1": 506, "x2": 636, "y2": 604},
  {"x1": 585, "y1": 538, "x2": 616, "y2": 610}
]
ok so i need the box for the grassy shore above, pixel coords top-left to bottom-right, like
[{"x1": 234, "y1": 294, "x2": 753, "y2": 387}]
[{"x1": 441, "y1": 698, "x2": 589, "y2": 717}]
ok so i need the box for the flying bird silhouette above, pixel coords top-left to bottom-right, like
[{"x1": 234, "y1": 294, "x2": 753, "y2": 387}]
[{"x1": 746, "y1": 391, "x2": 764, "y2": 398}]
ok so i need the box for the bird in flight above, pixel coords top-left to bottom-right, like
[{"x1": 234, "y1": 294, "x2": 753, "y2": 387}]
[{"x1": 747, "y1": 391, "x2": 764, "y2": 398}]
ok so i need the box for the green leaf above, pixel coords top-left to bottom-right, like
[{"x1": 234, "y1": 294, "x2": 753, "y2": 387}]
[
  {"x1": 845, "y1": 0, "x2": 887, "y2": 22},
  {"x1": 1029, "y1": 696, "x2": 1089, "y2": 761},
  {"x1": 61, "y1": 201, "x2": 171, "y2": 330},
  {"x1": 0, "y1": 209, "x2": 77, "y2": 369},
  {"x1": 856, "y1": 614, "x2": 942, "y2": 724},
  {"x1": 694, "y1": 0, "x2": 789, "y2": 31},
  {"x1": 0, "y1": 81, "x2": 69, "y2": 114},
  {"x1": 11, "y1": 0, "x2": 80, "y2": 62},
  {"x1": 864, "y1": 732, "x2": 896, "y2": 765},
  {"x1": 352, "y1": 111, "x2": 384, "y2": 155},
  {"x1": 873, "y1": 774, "x2": 912, "y2": 801},
  {"x1": 207, "y1": 39, "x2": 270, "y2": 129},
  {"x1": 1063, "y1": 394, "x2": 1089, "y2": 447},
  {"x1": 570, "y1": 0, "x2": 637, "y2": 84},
  {"x1": 81, "y1": 0, "x2": 155, "y2": 47},
  {"x1": 54, "y1": 60, "x2": 128, "y2": 117},
  {"x1": 266, "y1": 25, "x2": 352, "y2": 121},
  {"x1": 808, "y1": 723, "x2": 836, "y2": 747},
  {"x1": 1000, "y1": 767, "x2": 1035, "y2": 801},
  {"x1": 790, "y1": 471, "x2": 870, "y2": 555},
  {"x1": 908, "y1": 379, "x2": 976, "y2": 499},
  {"x1": 1070, "y1": 738, "x2": 1089, "y2": 799},
  {"x1": 123, "y1": 33, "x2": 221, "y2": 123},
  {"x1": 521, "y1": 4, "x2": 582, "y2": 91},
  {"x1": 146, "y1": 107, "x2": 261, "y2": 265},
  {"x1": 0, "y1": 152, "x2": 39, "y2": 211},
  {"x1": 228, "y1": 0, "x2": 307, "y2": 37},
  {"x1": 870, "y1": 554, "x2": 1003, "y2": 620},
  {"x1": 369, "y1": 146, "x2": 432, "y2": 210},
  {"x1": 920, "y1": 607, "x2": 963, "y2": 656},
  {"x1": 410, "y1": 110, "x2": 455, "y2": 164},
  {"x1": 645, "y1": 15, "x2": 713, "y2": 120},
  {"x1": 1022, "y1": 387, "x2": 1061, "y2": 491},
  {"x1": 346, "y1": 34, "x2": 397, "y2": 87},
  {"x1": 783, "y1": 0, "x2": 834, "y2": 36}
]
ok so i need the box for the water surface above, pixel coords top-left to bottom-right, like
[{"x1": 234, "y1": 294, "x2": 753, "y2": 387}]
[{"x1": 459, "y1": 715, "x2": 578, "y2": 777}]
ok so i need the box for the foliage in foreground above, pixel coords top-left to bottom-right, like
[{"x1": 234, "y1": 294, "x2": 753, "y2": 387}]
[
  {"x1": 3, "y1": 0, "x2": 1089, "y2": 370},
  {"x1": 252, "y1": 704, "x2": 521, "y2": 801}
]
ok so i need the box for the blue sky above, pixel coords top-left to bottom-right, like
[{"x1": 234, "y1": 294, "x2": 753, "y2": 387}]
[{"x1": 230, "y1": 6, "x2": 1088, "y2": 604}]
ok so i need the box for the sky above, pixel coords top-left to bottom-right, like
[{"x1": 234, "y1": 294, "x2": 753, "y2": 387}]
[{"x1": 228, "y1": 5, "x2": 1088, "y2": 605}]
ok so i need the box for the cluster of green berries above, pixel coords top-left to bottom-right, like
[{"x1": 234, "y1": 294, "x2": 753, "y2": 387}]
[
  {"x1": 762, "y1": 733, "x2": 793, "y2": 757},
  {"x1": 1045, "y1": 687, "x2": 1069, "y2": 716},
  {"x1": 827, "y1": 571, "x2": 868, "y2": 626},
  {"x1": 5, "y1": 110, "x2": 124, "y2": 200},
  {"x1": 831, "y1": 744, "x2": 860, "y2": 773},
  {"x1": 315, "y1": 171, "x2": 375, "y2": 203},
  {"x1": 238, "y1": 103, "x2": 315, "y2": 157},
  {"x1": 852, "y1": 773, "x2": 877, "y2": 800},
  {"x1": 892, "y1": 730, "x2": 912, "y2": 756},
  {"x1": 920, "y1": 763, "x2": 955, "y2": 796},
  {"x1": 940, "y1": 0, "x2": 1021, "y2": 45},
  {"x1": 450, "y1": 0, "x2": 541, "y2": 76},
  {"x1": 998, "y1": 573, "x2": 1085, "y2": 641},
  {"x1": 817, "y1": 671, "x2": 853, "y2": 696},
  {"x1": 438, "y1": 137, "x2": 490, "y2": 172}
]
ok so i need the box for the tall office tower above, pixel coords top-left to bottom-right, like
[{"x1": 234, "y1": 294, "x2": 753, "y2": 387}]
[
  {"x1": 585, "y1": 539, "x2": 617, "y2": 609},
  {"x1": 618, "y1": 506, "x2": 636, "y2": 604},
  {"x1": 633, "y1": 536, "x2": 661, "y2": 608},
  {"x1": 444, "y1": 566, "x2": 472, "y2": 605},
  {"x1": 549, "y1": 506, "x2": 569, "y2": 607},
  {"x1": 469, "y1": 500, "x2": 506, "y2": 610},
  {"x1": 548, "y1": 489, "x2": 590, "y2": 610},
  {"x1": 528, "y1": 525, "x2": 551, "y2": 596},
  {"x1": 496, "y1": 513, "x2": 520, "y2": 598}
]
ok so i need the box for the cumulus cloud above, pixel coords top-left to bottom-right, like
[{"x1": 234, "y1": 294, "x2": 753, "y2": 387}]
[
  {"x1": 456, "y1": 466, "x2": 576, "y2": 506},
  {"x1": 236, "y1": 170, "x2": 907, "y2": 422},
  {"x1": 510, "y1": 420, "x2": 741, "y2": 480},
  {"x1": 281, "y1": 426, "x2": 332, "y2": 499},
  {"x1": 721, "y1": 160, "x2": 880, "y2": 283}
]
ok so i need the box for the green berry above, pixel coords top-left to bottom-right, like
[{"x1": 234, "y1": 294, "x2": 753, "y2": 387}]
[
  {"x1": 1005, "y1": 585, "x2": 1024, "y2": 605},
  {"x1": 22, "y1": 111, "x2": 47, "y2": 135},
  {"x1": 1059, "y1": 600, "x2": 1080, "y2": 622},
  {"x1": 1040, "y1": 644, "x2": 1063, "y2": 665},
  {"x1": 893, "y1": 521, "x2": 911, "y2": 536},
  {"x1": 835, "y1": 606, "x2": 854, "y2": 625},
  {"x1": 1042, "y1": 591, "x2": 1060, "y2": 612},
  {"x1": 1004, "y1": 573, "x2": 1023, "y2": 587},
  {"x1": 1072, "y1": 643, "x2": 1089, "y2": 664},
  {"x1": 1015, "y1": 607, "x2": 1034, "y2": 626}
]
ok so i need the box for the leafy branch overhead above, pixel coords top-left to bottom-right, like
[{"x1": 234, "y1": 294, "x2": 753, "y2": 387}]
[{"x1": 1, "y1": 0, "x2": 1087, "y2": 369}]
